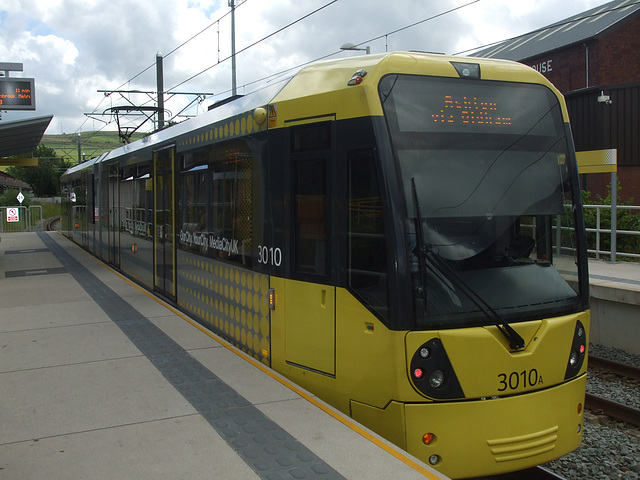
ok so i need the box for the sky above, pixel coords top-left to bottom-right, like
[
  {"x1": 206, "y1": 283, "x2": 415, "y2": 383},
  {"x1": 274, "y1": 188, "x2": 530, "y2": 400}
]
[{"x1": 0, "y1": 0, "x2": 613, "y2": 139}]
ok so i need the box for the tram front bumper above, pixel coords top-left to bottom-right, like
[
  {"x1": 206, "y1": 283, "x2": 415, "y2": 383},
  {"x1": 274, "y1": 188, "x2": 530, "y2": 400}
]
[{"x1": 404, "y1": 374, "x2": 586, "y2": 479}]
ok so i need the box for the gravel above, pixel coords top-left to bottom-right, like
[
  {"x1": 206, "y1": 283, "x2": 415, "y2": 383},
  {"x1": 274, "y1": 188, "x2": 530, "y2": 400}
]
[
  {"x1": 590, "y1": 344, "x2": 640, "y2": 369},
  {"x1": 543, "y1": 343, "x2": 640, "y2": 480}
]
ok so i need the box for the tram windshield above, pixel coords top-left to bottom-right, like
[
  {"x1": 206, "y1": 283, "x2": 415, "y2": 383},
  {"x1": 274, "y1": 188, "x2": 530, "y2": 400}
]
[{"x1": 380, "y1": 74, "x2": 583, "y2": 328}]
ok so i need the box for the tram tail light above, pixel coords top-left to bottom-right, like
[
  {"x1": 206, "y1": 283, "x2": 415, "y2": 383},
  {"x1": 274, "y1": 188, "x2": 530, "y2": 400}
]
[
  {"x1": 564, "y1": 320, "x2": 587, "y2": 379},
  {"x1": 422, "y1": 433, "x2": 436, "y2": 445}
]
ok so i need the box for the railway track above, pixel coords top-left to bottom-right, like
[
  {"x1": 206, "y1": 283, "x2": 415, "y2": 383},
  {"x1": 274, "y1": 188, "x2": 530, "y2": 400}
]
[
  {"x1": 588, "y1": 355, "x2": 640, "y2": 381},
  {"x1": 519, "y1": 467, "x2": 568, "y2": 480},
  {"x1": 46, "y1": 216, "x2": 61, "y2": 231},
  {"x1": 475, "y1": 465, "x2": 568, "y2": 479},
  {"x1": 586, "y1": 354, "x2": 640, "y2": 428}
]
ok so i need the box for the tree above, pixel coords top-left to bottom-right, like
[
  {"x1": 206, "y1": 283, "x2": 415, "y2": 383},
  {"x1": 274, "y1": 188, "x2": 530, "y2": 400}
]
[{"x1": 7, "y1": 145, "x2": 72, "y2": 197}]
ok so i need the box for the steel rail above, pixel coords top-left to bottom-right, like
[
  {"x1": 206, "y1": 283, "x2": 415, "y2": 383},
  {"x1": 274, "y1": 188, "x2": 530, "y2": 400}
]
[
  {"x1": 585, "y1": 393, "x2": 640, "y2": 428},
  {"x1": 479, "y1": 466, "x2": 568, "y2": 479},
  {"x1": 46, "y1": 217, "x2": 61, "y2": 231},
  {"x1": 588, "y1": 355, "x2": 640, "y2": 381}
]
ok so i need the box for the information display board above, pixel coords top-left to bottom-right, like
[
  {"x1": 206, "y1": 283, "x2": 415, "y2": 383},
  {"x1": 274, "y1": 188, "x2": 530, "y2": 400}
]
[{"x1": 0, "y1": 78, "x2": 36, "y2": 110}]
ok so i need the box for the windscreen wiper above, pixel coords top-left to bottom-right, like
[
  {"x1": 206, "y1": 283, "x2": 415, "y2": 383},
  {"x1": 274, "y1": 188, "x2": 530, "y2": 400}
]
[
  {"x1": 424, "y1": 251, "x2": 526, "y2": 351},
  {"x1": 411, "y1": 178, "x2": 429, "y2": 313},
  {"x1": 411, "y1": 178, "x2": 525, "y2": 351}
]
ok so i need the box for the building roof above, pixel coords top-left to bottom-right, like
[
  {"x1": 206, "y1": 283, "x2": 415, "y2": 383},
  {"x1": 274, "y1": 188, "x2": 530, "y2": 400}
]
[
  {"x1": 471, "y1": 0, "x2": 640, "y2": 61},
  {"x1": 0, "y1": 170, "x2": 31, "y2": 191},
  {"x1": 0, "y1": 115, "x2": 53, "y2": 158}
]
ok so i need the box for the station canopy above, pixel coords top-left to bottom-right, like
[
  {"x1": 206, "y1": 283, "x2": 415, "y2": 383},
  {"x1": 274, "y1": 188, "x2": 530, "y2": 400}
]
[{"x1": 0, "y1": 115, "x2": 53, "y2": 165}]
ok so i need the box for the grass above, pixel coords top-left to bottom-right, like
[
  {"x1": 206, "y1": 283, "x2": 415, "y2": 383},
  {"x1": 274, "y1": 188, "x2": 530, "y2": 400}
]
[
  {"x1": 39, "y1": 202, "x2": 61, "y2": 219},
  {"x1": 42, "y1": 131, "x2": 145, "y2": 164}
]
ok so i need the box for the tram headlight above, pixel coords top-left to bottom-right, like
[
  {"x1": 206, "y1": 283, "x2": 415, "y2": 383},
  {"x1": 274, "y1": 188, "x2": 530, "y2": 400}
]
[
  {"x1": 569, "y1": 350, "x2": 579, "y2": 366},
  {"x1": 564, "y1": 320, "x2": 587, "y2": 380},
  {"x1": 409, "y1": 338, "x2": 465, "y2": 399},
  {"x1": 429, "y1": 370, "x2": 445, "y2": 389}
]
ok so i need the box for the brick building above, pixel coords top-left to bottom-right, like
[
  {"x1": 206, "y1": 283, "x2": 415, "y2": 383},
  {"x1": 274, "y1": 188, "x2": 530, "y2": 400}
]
[{"x1": 472, "y1": 0, "x2": 640, "y2": 203}]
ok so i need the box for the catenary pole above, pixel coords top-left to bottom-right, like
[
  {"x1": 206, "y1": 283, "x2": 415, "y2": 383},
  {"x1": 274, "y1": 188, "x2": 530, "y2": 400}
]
[
  {"x1": 156, "y1": 53, "x2": 165, "y2": 130},
  {"x1": 229, "y1": 0, "x2": 237, "y2": 96}
]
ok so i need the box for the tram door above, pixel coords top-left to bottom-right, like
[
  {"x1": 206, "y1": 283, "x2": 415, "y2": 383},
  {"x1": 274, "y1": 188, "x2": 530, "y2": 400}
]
[
  {"x1": 153, "y1": 147, "x2": 177, "y2": 301},
  {"x1": 108, "y1": 166, "x2": 120, "y2": 267},
  {"x1": 285, "y1": 153, "x2": 335, "y2": 376}
]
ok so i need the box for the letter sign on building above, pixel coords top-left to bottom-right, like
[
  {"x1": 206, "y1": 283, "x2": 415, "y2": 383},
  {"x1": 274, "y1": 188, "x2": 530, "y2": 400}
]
[{"x1": 530, "y1": 60, "x2": 553, "y2": 74}]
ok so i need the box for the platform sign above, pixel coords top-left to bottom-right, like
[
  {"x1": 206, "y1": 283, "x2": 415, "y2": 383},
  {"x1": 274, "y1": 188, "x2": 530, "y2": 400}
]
[
  {"x1": 7, "y1": 207, "x2": 20, "y2": 222},
  {"x1": 0, "y1": 78, "x2": 36, "y2": 110},
  {"x1": 576, "y1": 149, "x2": 617, "y2": 174}
]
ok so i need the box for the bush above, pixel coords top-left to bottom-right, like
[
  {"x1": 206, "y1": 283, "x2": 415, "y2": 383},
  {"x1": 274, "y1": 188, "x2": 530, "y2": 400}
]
[{"x1": 0, "y1": 188, "x2": 31, "y2": 207}]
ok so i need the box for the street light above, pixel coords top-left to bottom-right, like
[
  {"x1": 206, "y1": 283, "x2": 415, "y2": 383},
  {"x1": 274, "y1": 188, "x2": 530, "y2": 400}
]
[{"x1": 340, "y1": 42, "x2": 370, "y2": 55}]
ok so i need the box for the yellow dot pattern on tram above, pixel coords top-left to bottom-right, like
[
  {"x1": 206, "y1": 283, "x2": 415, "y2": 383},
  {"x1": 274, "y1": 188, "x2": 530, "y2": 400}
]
[
  {"x1": 177, "y1": 109, "x2": 267, "y2": 149},
  {"x1": 177, "y1": 250, "x2": 271, "y2": 365}
]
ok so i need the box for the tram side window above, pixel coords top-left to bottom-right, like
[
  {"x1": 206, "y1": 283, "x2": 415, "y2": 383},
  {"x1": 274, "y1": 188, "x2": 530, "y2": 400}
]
[
  {"x1": 210, "y1": 141, "x2": 253, "y2": 265},
  {"x1": 183, "y1": 170, "x2": 207, "y2": 227},
  {"x1": 348, "y1": 150, "x2": 389, "y2": 319},
  {"x1": 294, "y1": 158, "x2": 327, "y2": 275},
  {"x1": 179, "y1": 153, "x2": 208, "y2": 253},
  {"x1": 119, "y1": 169, "x2": 135, "y2": 235},
  {"x1": 135, "y1": 166, "x2": 153, "y2": 239},
  {"x1": 72, "y1": 180, "x2": 87, "y2": 231}
]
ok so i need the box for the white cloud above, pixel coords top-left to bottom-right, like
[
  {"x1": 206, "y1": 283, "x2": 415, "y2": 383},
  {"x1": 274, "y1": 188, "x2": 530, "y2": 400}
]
[{"x1": 0, "y1": 0, "x2": 613, "y2": 133}]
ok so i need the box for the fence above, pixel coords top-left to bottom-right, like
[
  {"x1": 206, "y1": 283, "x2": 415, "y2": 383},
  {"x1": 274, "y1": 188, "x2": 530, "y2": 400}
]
[
  {"x1": 1, "y1": 203, "x2": 637, "y2": 261},
  {"x1": 0, "y1": 206, "x2": 43, "y2": 233},
  {"x1": 584, "y1": 204, "x2": 640, "y2": 261}
]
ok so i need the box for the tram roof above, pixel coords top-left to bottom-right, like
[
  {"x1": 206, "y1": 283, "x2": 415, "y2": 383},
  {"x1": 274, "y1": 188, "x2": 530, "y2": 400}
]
[
  {"x1": 65, "y1": 80, "x2": 289, "y2": 176},
  {"x1": 63, "y1": 51, "x2": 548, "y2": 177}
]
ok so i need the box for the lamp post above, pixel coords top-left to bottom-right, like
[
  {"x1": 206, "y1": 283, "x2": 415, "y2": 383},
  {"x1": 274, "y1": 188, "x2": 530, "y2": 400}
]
[{"x1": 340, "y1": 42, "x2": 370, "y2": 55}]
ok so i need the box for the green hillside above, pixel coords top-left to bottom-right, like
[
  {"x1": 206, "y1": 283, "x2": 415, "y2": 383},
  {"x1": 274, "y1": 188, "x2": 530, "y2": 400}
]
[{"x1": 42, "y1": 131, "x2": 145, "y2": 164}]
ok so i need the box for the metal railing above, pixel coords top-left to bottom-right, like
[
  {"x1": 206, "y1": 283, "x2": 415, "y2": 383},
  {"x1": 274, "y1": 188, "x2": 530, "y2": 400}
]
[
  {"x1": 0, "y1": 206, "x2": 43, "y2": 233},
  {"x1": 584, "y1": 204, "x2": 640, "y2": 261}
]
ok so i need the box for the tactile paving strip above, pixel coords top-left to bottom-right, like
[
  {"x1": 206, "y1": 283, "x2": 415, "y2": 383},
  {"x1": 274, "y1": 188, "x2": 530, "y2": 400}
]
[
  {"x1": 4, "y1": 266, "x2": 67, "y2": 277},
  {"x1": 38, "y1": 233, "x2": 345, "y2": 480}
]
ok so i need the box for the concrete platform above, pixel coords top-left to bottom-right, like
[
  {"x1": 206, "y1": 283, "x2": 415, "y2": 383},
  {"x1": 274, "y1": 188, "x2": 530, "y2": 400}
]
[
  {"x1": 0, "y1": 232, "x2": 446, "y2": 480},
  {"x1": 587, "y1": 258, "x2": 640, "y2": 355}
]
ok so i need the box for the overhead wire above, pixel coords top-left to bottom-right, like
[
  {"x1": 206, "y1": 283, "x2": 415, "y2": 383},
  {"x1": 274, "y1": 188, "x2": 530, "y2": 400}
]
[
  {"x1": 166, "y1": 0, "x2": 338, "y2": 92},
  {"x1": 200, "y1": 0, "x2": 482, "y2": 101},
  {"x1": 71, "y1": 0, "x2": 338, "y2": 143},
  {"x1": 75, "y1": 0, "x2": 251, "y2": 136},
  {"x1": 69, "y1": 0, "x2": 478, "y2": 147},
  {"x1": 349, "y1": 0, "x2": 481, "y2": 53},
  {"x1": 67, "y1": 0, "x2": 626, "y2": 150},
  {"x1": 102, "y1": 0, "x2": 340, "y2": 123}
]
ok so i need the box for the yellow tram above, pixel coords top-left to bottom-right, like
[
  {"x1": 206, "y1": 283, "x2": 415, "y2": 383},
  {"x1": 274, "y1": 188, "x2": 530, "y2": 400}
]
[{"x1": 62, "y1": 52, "x2": 589, "y2": 478}]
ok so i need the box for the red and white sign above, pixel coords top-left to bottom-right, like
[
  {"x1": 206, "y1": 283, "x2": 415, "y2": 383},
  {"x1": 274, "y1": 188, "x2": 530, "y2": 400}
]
[{"x1": 6, "y1": 207, "x2": 19, "y2": 222}]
